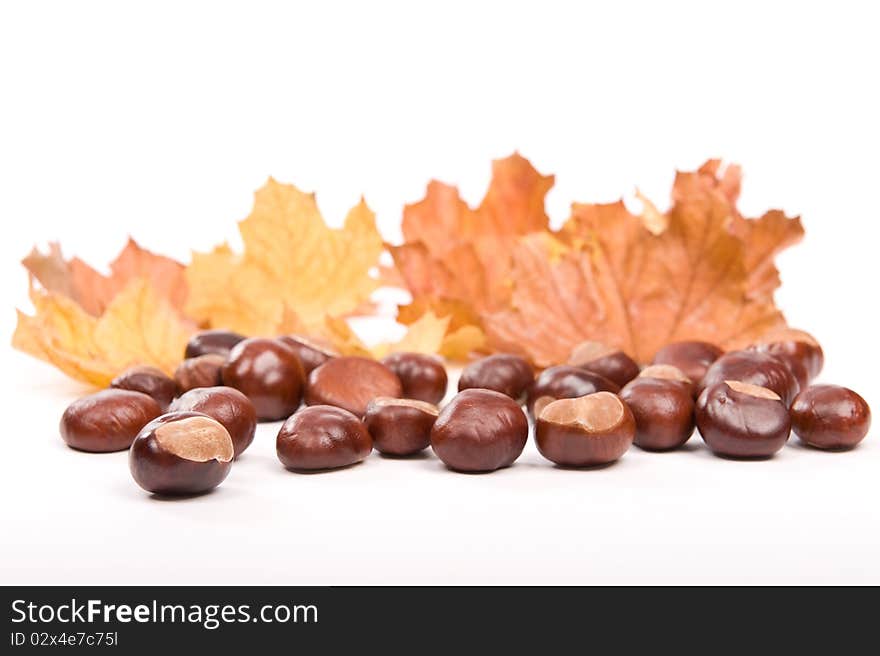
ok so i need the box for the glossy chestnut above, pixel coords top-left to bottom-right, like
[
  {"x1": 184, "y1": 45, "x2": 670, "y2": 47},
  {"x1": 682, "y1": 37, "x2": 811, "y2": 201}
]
[
  {"x1": 380, "y1": 352, "x2": 448, "y2": 404},
  {"x1": 169, "y1": 386, "x2": 257, "y2": 457},
  {"x1": 276, "y1": 405, "x2": 372, "y2": 471},
  {"x1": 567, "y1": 341, "x2": 640, "y2": 388},
  {"x1": 221, "y1": 338, "x2": 305, "y2": 421},
  {"x1": 129, "y1": 411, "x2": 234, "y2": 495},
  {"x1": 457, "y1": 354, "x2": 534, "y2": 401},
  {"x1": 696, "y1": 381, "x2": 790, "y2": 458},
  {"x1": 650, "y1": 341, "x2": 723, "y2": 387},
  {"x1": 536, "y1": 392, "x2": 635, "y2": 467},
  {"x1": 637, "y1": 364, "x2": 695, "y2": 396},
  {"x1": 430, "y1": 389, "x2": 528, "y2": 472},
  {"x1": 60, "y1": 389, "x2": 163, "y2": 453},
  {"x1": 620, "y1": 377, "x2": 694, "y2": 451},
  {"x1": 110, "y1": 365, "x2": 177, "y2": 411},
  {"x1": 526, "y1": 365, "x2": 620, "y2": 416},
  {"x1": 184, "y1": 329, "x2": 246, "y2": 359},
  {"x1": 749, "y1": 328, "x2": 824, "y2": 381},
  {"x1": 363, "y1": 397, "x2": 439, "y2": 455},
  {"x1": 306, "y1": 356, "x2": 402, "y2": 417},
  {"x1": 697, "y1": 350, "x2": 800, "y2": 406},
  {"x1": 790, "y1": 385, "x2": 871, "y2": 450},
  {"x1": 174, "y1": 354, "x2": 226, "y2": 393},
  {"x1": 277, "y1": 334, "x2": 338, "y2": 375}
]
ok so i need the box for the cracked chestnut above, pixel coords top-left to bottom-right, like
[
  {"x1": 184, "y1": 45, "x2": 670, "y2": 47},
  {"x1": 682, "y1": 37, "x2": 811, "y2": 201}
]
[
  {"x1": 431, "y1": 389, "x2": 528, "y2": 472},
  {"x1": 567, "y1": 341, "x2": 640, "y2": 388},
  {"x1": 696, "y1": 381, "x2": 790, "y2": 458},
  {"x1": 790, "y1": 385, "x2": 871, "y2": 450},
  {"x1": 60, "y1": 389, "x2": 162, "y2": 453},
  {"x1": 169, "y1": 386, "x2": 257, "y2": 457},
  {"x1": 526, "y1": 365, "x2": 620, "y2": 416},
  {"x1": 129, "y1": 411, "x2": 234, "y2": 495},
  {"x1": 536, "y1": 392, "x2": 636, "y2": 466},
  {"x1": 276, "y1": 405, "x2": 372, "y2": 471},
  {"x1": 306, "y1": 356, "x2": 402, "y2": 417},
  {"x1": 457, "y1": 354, "x2": 534, "y2": 401},
  {"x1": 364, "y1": 397, "x2": 439, "y2": 455},
  {"x1": 380, "y1": 352, "x2": 448, "y2": 405},
  {"x1": 221, "y1": 338, "x2": 305, "y2": 421}
]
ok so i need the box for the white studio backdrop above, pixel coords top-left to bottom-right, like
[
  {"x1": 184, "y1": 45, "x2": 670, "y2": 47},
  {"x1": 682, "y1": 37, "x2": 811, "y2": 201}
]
[{"x1": 0, "y1": 1, "x2": 878, "y2": 584}]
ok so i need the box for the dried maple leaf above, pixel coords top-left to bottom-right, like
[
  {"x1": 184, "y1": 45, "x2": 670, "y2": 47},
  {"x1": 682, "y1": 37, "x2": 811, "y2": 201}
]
[
  {"x1": 484, "y1": 161, "x2": 802, "y2": 366},
  {"x1": 22, "y1": 238, "x2": 187, "y2": 316},
  {"x1": 185, "y1": 178, "x2": 384, "y2": 340},
  {"x1": 13, "y1": 278, "x2": 191, "y2": 387},
  {"x1": 390, "y1": 153, "x2": 553, "y2": 357}
]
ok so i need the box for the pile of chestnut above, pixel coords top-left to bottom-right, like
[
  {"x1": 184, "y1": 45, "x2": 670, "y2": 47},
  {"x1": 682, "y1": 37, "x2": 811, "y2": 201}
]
[{"x1": 58, "y1": 327, "x2": 871, "y2": 496}]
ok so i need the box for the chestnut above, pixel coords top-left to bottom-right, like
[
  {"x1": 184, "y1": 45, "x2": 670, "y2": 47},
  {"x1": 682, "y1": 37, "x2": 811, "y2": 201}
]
[
  {"x1": 60, "y1": 389, "x2": 162, "y2": 453},
  {"x1": 749, "y1": 329, "x2": 824, "y2": 382},
  {"x1": 277, "y1": 334, "x2": 338, "y2": 375},
  {"x1": 695, "y1": 381, "x2": 790, "y2": 458},
  {"x1": 221, "y1": 338, "x2": 305, "y2": 421},
  {"x1": 129, "y1": 411, "x2": 234, "y2": 495},
  {"x1": 276, "y1": 405, "x2": 372, "y2": 471},
  {"x1": 790, "y1": 385, "x2": 871, "y2": 450},
  {"x1": 184, "y1": 329, "x2": 246, "y2": 359},
  {"x1": 110, "y1": 365, "x2": 177, "y2": 411},
  {"x1": 306, "y1": 356, "x2": 402, "y2": 417},
  {"x1": 535, "y1": 392, "x2": 635, "y2": 467},
  {"x1": 697, "y1": 350, "x2": 800, "y2": 406},
  {"x1": 526, "y1": 365, "x2": 620, "y2": 416},
  {"x1": 174, "y1": 354, "x2": 226, "y2": 393},
  {"x1": 430, "y1": 388, "x2": 528, "y2": 472},
  {"x1": 567, "y1": 341, "x2": 640, "y2": 388},
  {"x1": 651, "y1": 341, "x2": 723, "y2": 386},
  {"x1": 457, "y1": 354, "x2": 534, "y2": 401},
  {"x1": 380, "y1": 352, "x2": 448, "y2": 405},
  {"x1": 363, "y1": 397, "x2": 439, "y2": 455},
  {"x1": 637, "y1": 364, "x2": 695, "y2": 397},
  {"x1": 169, "y1": 386, "x2": 257, "y2": 458},
  {"x1": 620, "y1": 377, "x2": 694, "y2": 451}
]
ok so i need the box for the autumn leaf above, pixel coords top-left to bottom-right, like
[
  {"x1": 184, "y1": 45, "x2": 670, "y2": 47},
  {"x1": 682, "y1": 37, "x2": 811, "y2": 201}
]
[
  {"x1": 390, "y1": 153, "x2": 553, "y2": 357},
  {"x1": 185, "y1": 178, "x2": 384, "y2": 339},
  {"x1": 483, "y1": 161, "x2": 801, "y2": 366},
  {"x1": 13, "y1": 278, "x2": 192, "y2": 387},
  {"x1": 23, "y1": 238, "x2": 188, "y2": 316}
]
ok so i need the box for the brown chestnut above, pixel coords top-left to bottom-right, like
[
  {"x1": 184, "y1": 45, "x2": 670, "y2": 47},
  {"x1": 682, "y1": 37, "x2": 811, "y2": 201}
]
[
  {"x1": 60, "y1": 389, "x2": 163, "y2": 453},
  {"x1": 620, "y1": 377, "x2": 694, "y2": 451},
  {"x1": 696, "y1": 381, "x2": 790, "y2": 458},
  {"x1": 697, "y1": 350, "x2": 800, "y2": 406},
  {"x1": 637, "y1": 364, "x2": 695, "y2": 397},
  {"x1": 110, "y1": 365, "x2": 177, "y2": 411},
  {"x1": 277, "y1": 334, "x2": 338, "y2": 375},
  {"x1": 651, "y1": 341, "x2": 723, "y2": 386},
  {"x1": 276, "y1": 405, "x2": 372, "y2": 471},
  {"x1": 363, "y1": 397, "x2": 439, "y2": 455},
  {"x1": 567, "y1": 341, "x2": 640, "y2": 388},
  {"x1": 174, "y1": 354, "x2": 226, "y2": 393},
  {"x1": 380, "y1": 352, "x2": 448, "y2": 405},
  {"x1": 536, "y1": 392, "x2": 635, "y2": 467},
  {"x1": 169, "y1": 386, "x2": 257, "y2": 458},
  {"x1": 749, "y1": 329, "x2": 824, "y2": 382},
  {"x1": 790, "y1": 385, "x2": 871, "y2": 450},
  {"x1": 457, "y1": 354, "x2": 534, "y2": 401},
  {"x1": 129, "y1": 411, "x2": 234, "y2": 495},
  {"x1": 221, "y1": 338, "x2": 305, "y2": 421},
  {"x1": 526, "y1": 365, "x2": 620, "y2": 416},
  {"x1": 431, "y1": 388, "x2": 528, "y2": 472},
  {"x1": 185, "y1": 329, "x2": 246, "y2": 359},
  {"x1": 306, "y1": 356, "x2": 402, "y2": 417}
]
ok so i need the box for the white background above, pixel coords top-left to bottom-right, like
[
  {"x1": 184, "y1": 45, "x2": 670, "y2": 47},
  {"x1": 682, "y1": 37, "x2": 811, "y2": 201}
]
[{"x1": 1, "y1": 1, "x2": 878, "y2": 584}]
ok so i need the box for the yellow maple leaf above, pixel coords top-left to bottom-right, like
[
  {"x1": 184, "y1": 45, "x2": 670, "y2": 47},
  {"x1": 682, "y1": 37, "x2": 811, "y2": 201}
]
[
  {"x1": 13, "y1": 278, "x2": 192, "y2": 387},
  {"x1": 185, "y1": 178, "x2": 384, "y2": 338}
]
